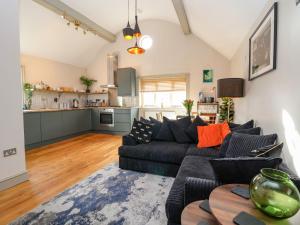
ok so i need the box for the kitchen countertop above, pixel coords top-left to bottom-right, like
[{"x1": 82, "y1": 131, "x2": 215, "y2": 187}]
[{"x1": 23, "y1": 106, "x2": 138, "y2": 113}]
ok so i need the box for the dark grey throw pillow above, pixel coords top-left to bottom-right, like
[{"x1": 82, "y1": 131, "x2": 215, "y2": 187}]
[
  {"x1": 185, "y1": 116, "x2": 208, "y2": 143},
  {"x1": 249, "y1": 143, "x2": 284, "y2": 158},
  {"x1": 140, "y1": 117, "x2": 151, "y2": 124},
  {"x1": 219, "y1": 127, "x2": 262, "y2": 158},
  {"x1": 209, "y1": 157, "x2": 282, "y2": 184},
  {"x1": 225, "y1": 133, "x2": 277, "y2": 158},
  {"x1": 230, "y1": 120, "x2": 254, "y2": 131},
  {"x1": 155, "y1": 117, "x2": 175, "y2": 142},
  {"x1": 129, "y1": 119, "x2": 153, "y2": 144},
  {"x1": 168, "y1": 116, "x2": 192, "y2": 143},
  {"x1": 149, "y1": 117, "x2": 162, "y2": 140}
]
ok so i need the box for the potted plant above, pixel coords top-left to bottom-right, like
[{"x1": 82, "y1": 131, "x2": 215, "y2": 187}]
[
  {"x1": 23, "y1": 83, "x2": 34, "y2": 109},
  {"x1": 80, "y1": 76, "x2": 97, "y2": 93},
  {"x1": 183, "y1": 99, "x2": 194, "y2": 117}
]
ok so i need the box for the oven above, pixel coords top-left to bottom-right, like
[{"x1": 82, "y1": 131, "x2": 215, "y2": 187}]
[{"x1": 99, "y1": 108, "x2": 114, "y2": 127}]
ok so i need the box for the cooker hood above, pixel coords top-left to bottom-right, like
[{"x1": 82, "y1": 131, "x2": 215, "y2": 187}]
[{"x1": 100, "y1": 54, "x2": 118, "y2": 88}]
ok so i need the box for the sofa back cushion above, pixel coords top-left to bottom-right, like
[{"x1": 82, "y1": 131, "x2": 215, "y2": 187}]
[
  {"x1": 149, "y1": 117, "x2": 162, "y2": 140},
  {"x1": 185, "y1": 116, "x2": 208, "y2": 143},
  {"x1": 230, "y1": 120, "x2": 254, "y2": 131},
  {"x1": 219, "y1": 127, "x2": 262, "y2": 158},
  {"x1": 209, "y1": 157, "x2": 282, "y2": 184},
  {"x1": 155, "y1": 117, "x2": 175, "y2": 142},
  {"x1": 168, "y1": 116, "x2": 192, "y2": 143},
  {"x1": 225, "y1": 133, "x2": 277, "y2": 158}
]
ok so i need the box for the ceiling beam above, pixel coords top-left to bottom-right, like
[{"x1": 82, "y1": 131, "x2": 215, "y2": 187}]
[
  {"x1": 32, "y1": 0, "x2": 116, "y2": 42},
  {"x1": 172, "y1": 0, "x2": 191, "y2": 35}
]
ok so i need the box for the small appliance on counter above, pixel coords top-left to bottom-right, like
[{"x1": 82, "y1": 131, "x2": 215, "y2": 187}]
[{"x1": 73, "y1": 99, "x2": 79, "y2": 108}]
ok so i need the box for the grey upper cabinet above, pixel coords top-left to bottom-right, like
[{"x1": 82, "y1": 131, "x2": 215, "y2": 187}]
[
  {"x1": 23, "y1": 112, "x2": 42, "y2": 145},
  {"x1": 117, "y1": 68, "x2": 137, "y2": 96}
]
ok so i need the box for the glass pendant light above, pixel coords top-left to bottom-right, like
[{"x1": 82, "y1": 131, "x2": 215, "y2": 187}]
[
  {"x1": 123, "y1": 0, "x2": 133, "y2": 40},
  {"x1": 127, "y1": 38, "x2": 145, "y2": 55},
  {"x1": 133, "y1": 0, "x2": 141, "y2": 37}
]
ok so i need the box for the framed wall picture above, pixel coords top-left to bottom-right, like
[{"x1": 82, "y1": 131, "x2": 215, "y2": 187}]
[
  {"x1": 249, "y1": 2, "x2": 278, "y2": 81},
  {"x1": 203, "y1": 69, "x2": 213, "y2": 83}
]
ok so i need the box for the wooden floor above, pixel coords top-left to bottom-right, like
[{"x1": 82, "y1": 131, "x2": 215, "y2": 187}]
[{"x1": 0, "y1": 133, "x2": 121, "y2": 225}]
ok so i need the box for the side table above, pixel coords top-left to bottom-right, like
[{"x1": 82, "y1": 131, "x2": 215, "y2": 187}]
[{"x1": 181, "y1": 200, "x2": 218, "y2": 225}]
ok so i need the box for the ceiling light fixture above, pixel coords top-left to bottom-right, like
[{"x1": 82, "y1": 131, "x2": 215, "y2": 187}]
[
  {"x1": 139, "y1": 35, "x2": 153, "y2": 50},
  {"x1": 133, "y1": 0, "x2": 142, "y2": 37},
  {"x1": 123, "y1": 0, "x2": 134, "y2": 40},
  {"x1": 127, "y1": 38, "x2": 145, "y2": 55}
]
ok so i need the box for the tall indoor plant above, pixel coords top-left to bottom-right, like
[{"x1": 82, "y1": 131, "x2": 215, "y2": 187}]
[{"x1": 80, "y1": 76, "x2": 97, "y2": 93}]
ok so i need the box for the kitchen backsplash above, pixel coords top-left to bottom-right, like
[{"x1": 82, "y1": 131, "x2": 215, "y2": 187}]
[{"x1": 29, "y1": 91, "x2": 108, "y2": 109}]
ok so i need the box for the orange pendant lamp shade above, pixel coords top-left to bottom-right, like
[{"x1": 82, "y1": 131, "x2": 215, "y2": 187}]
[{"x1": 127, "y1": 41, "x2": 145, "y2": 55}]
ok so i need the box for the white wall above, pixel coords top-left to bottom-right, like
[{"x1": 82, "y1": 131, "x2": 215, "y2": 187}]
[
  {"x1": 87, "y1": 20, "x2": 230, "y2": 110},
  {"x1": 21, "y1": 54, "x2": 86, "y2": 91},
  {"x1": 0, "y1": 0, "x2": 27, "y2": 183},
  {"x1": 230, "y1": 0, "x2": 300, "y2": 174}
]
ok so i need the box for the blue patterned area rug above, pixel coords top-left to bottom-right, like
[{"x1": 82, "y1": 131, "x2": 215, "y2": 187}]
[{"x1": 10, "y1": 164, "x2": 174, "y2": 225}]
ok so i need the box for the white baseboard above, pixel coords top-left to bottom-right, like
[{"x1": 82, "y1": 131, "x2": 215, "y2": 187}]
[{"x1": 0, "y1": 172, "x2": 28, "y2": 191}]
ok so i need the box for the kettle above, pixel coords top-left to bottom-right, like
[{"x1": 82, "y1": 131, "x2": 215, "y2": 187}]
[{"x1": 73, "y1": 99, "x2": 79, "y2": 108}]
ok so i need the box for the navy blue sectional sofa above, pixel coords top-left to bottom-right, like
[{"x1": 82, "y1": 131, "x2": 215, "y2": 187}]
[{"x1": 119, "y1": 123, "x2": 300, "y2": 225}]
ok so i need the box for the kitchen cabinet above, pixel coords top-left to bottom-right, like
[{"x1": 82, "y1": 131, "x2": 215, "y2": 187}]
[
  {"x1": 62, "y1": 110, "x2": 91, "y2": 136},
  {"x1": 23, "y1": 112, "x2": 42, "y2": 145},
  {"x1": 117, "y1": 68, "x2": 137, "y2": 96},
  {"x1": 41, "y1": 111, "x2": 64, "y2": 141}
]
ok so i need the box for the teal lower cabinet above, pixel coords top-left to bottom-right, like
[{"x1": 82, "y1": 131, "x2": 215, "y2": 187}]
[
  {"x1": 23, "y1": 112, "x2": 42, "y2": 146},
  {"x1": 24, "y1": 108, "x2": 138, "y2": 149},
  {"x1": 24, "y1": 109, "x2": 92, "y2": 149}
]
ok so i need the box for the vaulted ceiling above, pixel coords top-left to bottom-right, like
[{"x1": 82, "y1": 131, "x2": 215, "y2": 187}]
[{"x1": 20, "y1": 0, "x2": 268, "y2": 67}]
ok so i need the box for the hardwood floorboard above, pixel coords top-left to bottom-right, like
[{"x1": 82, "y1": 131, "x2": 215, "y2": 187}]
[{"x1": 0, "y1": 133, "x2": 121, "y2": 225}]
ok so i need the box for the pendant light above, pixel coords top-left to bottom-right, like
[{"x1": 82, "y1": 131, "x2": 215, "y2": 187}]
[
  {"x1": 123, "y1": 0, "x2": 133, "y2": 40},
  {"x1": 127, "y1": 38, "x2": 145, "y2": 55},
  {"x1": 133, "y1": 0, "x2": 141, "y2": 37}
]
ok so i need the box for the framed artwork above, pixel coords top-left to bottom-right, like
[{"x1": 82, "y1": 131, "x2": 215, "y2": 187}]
[
  {"x1": 249, "y1": 2, "x2": 278, "y2": 81},
  {"x1": 203, "y1": 69, "x2": 213, "y2": 83}
]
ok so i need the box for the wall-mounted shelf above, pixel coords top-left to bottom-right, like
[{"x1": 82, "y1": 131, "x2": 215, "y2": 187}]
[{"x1": 33, "y1": 89, "x2": 108, "y2": 95}]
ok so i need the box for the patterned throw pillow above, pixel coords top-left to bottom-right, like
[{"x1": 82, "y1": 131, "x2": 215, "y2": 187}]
[{"x1": 129, "y1": 119, "x2": 153, "y2": 144}]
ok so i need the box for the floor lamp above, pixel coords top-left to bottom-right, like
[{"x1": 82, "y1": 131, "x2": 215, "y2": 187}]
[{"x1": 217, "y1": 78, "x2": 244, "y2": 122}]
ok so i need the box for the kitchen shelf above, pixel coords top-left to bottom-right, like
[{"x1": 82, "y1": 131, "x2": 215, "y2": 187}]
[{"x1": 33, "y1": 89, "x2": 108, "y2": 95}]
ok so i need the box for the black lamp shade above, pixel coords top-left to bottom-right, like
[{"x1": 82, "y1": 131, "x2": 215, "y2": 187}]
[{"x1": 217, "y1": 78, "x2": 244, "y2": 98}]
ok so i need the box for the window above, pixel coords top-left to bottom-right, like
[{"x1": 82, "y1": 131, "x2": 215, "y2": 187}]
[{"x1": 140, "y1": 75, "x2": 187, "y2": 108}]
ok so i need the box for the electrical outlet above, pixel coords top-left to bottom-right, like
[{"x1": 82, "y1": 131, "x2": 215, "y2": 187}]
[{"x1": 3, "y1": 148, "x2": 17, "y2": 157}]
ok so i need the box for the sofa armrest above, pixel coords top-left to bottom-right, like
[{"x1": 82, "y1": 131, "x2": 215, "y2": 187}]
[
  {"x1": 184, "y1": 177, "x2": 222, "y2": 206},
  {"x1": 122, "y1": 135, "x2": 137, "y2": 146}
]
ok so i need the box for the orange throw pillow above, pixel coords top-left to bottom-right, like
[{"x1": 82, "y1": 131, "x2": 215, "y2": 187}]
[{"x1": 197, "y1": 122, "x2": 231, "y2": 148}]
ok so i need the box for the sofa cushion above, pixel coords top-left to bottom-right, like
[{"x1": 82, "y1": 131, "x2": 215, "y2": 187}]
[
  {"x1": 149, "y1": 117, "x2": 162, "y2": 140},
  {"x1": 230, "y1": 120, "x2": 254, "y2": 131},
  {"x1": 129, "y1": 119, "x2": 153, "y2": 144},
  {"x1": 185, "y1": 116, "x2": 208, "y2": 143},
  {"x1": 118, "y1": 141, "x2": 189, "y2": 164},
  {"x1": 226, "y1": 133, "x2": 277, "y2": 158},
  {"x1": 249, "y1": 142, "x2": 284, "y2": 158},
  {"x1": 186, "y1": 144, "x2": 220, "y2": 158},
  {"x1": 209, "y1": 157, "x2": 282, "y2": 184},
  {"x1": 197, "y1": 123, "x2": 229, "y2": 148},
  {"x1": 166, "y1": 155, "x2": 215, "y2": 224},
  {"x1": 219, "y1": 127, "x2": 262, "y2": 157},
  {"x1": 168, "y1": 116, "x2": 192, "y2": 144},
  {"x1": 155, "y1": 117, "x2": 175, "y2": 142}
]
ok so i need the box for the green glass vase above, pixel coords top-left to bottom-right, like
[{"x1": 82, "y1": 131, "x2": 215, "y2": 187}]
[{"x1": 250, "y1": 168, "x2": 300, "y2": 218}]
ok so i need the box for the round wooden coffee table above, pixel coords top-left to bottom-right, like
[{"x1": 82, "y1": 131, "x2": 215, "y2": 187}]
[
  {"x1": 181, "y1": 200, "x2": 219, "y2": 225},
  {"x1": 209, "y1": 184, "x2": 300, "y2": 225}
]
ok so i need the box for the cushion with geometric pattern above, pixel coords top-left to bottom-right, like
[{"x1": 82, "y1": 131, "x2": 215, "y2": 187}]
[{"x1": 129, "y1": 119, "x2": 153, "y2": 144}]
